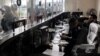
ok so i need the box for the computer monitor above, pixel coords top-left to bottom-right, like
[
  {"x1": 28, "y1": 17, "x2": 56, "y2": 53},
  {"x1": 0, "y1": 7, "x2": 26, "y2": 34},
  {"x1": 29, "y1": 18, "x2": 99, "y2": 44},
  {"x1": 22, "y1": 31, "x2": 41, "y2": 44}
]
[{"x1": 72, "y1": 12, "x2": 83, "y2": 18}]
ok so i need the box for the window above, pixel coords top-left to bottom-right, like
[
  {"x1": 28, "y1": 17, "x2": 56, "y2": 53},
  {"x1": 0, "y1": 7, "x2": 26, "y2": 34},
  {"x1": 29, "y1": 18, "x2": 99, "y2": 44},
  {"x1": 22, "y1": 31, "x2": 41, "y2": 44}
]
[
  {"x1": 34, "y1": 0, "x2": 46, "y2": 23},
  {"x1": 46, "y1": 0, "x2": 53, "y2": 17}
]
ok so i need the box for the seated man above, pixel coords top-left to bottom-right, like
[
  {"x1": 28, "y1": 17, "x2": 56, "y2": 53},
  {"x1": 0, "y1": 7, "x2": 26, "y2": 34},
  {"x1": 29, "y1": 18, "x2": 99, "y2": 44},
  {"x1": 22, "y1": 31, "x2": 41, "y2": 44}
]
[
  {"x1": 63, "y1": 18, "x2": 80, "y2": 56},
  {"x1": 72, "y1": 15, "x2": 98, "y2": 56},
  {"x1": 86, "y1": 14, "x2": 98, "y2": 53},
  {"x1": 87, "y1": 15, "x2": 98, "y2": 45}
]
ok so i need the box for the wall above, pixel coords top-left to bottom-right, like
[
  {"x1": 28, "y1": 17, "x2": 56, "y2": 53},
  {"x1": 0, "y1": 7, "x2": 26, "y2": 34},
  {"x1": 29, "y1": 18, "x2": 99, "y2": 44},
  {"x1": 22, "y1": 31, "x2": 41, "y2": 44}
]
[
  {"x1": 65, "y1": 0, "x2": 97, "y2": 16},
  {"x1": 0, "y1": 0, "x2": 5, "y2": 7},
  {"x1": 97, "y1": 0, "x2": 100, "y2": 21},
  {"x1": 65, "y1": 0, "x2": 75, "y2": 12}
]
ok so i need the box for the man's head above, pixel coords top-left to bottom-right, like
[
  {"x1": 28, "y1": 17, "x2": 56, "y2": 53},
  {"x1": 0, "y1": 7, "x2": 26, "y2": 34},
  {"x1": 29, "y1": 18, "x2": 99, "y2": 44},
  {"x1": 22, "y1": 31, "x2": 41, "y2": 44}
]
[{"x1": 89, "y1": 14, "x2": 97, "y2": 23}]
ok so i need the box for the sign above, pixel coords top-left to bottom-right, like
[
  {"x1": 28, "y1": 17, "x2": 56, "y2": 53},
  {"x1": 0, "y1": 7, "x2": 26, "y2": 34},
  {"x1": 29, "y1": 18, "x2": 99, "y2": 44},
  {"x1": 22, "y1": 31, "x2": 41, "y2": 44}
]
[{"x1": 17, "y1": 0, "x2": 21, "y2": 6}]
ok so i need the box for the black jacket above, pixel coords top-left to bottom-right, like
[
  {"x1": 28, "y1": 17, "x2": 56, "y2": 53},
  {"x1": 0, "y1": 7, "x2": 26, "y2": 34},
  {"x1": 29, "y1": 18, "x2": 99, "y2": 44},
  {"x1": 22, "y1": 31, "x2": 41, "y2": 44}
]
[{"x1": 1, "y1": 14, "x2": 16, "y2": 32}]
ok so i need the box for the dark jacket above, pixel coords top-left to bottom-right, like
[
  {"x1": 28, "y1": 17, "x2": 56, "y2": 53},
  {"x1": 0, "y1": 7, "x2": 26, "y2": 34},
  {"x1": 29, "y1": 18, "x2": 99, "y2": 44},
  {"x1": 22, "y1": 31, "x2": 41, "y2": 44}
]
[{"x1": 1, "y1": 14, "x2": 16, "y2": 32}]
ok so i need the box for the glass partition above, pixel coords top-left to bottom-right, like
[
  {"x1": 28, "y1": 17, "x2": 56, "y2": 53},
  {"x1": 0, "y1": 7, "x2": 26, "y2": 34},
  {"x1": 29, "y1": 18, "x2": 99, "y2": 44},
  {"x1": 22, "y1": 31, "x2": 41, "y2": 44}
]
[
  {"x1": 46, "y1": 0, "x2": 53, "y2": 17},
  {"x1": 34, "y1": 0, "x2": 46, "y2": 23},
  {"x1": 0, "y1": 0, "x2": 28, "y2": 37},
  {"x1": 53, "y1": 0, "x2": 57, "y2": 14},
  {"x1": 0, "y1": 0, "x2": 65, "y2": 45},
  {"x1": 53, "y1": 0, "x2": 64, "y2": 14},
  {"x1": 0, "y1": 0, "x2": 64, "y2": 31},
  {"x1": 3, "y1": 0, "x2": 28, "y2": 20},
  {"x1": 59, "y1": 0, "x2": 63, "y2": 12},
  {"x1": 0, "y1": 0, "x2": 64, "y2": 38}
]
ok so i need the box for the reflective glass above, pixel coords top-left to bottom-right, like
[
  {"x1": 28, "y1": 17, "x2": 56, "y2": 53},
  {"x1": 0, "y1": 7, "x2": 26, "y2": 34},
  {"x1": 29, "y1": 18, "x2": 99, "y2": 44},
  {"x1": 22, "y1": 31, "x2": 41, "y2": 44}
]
[
  {"x1": 34, "y1": 0, "x2": 46, "y2": 23},
  {"x1": 46, "y1": 0, "x2": 53, "y2": 17},
  {"x1": 0, "y1": 0, "x2": 64, "y2": 44}
]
